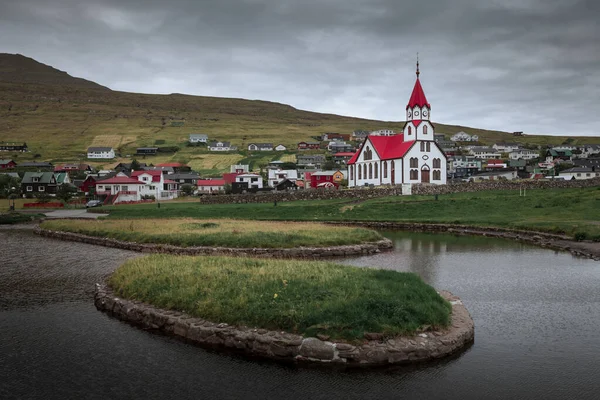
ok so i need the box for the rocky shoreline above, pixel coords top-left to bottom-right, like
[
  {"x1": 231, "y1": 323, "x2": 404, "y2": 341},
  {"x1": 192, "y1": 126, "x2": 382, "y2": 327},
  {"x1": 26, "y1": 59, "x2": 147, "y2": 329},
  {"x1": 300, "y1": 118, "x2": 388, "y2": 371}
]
[
  {"x1": 34, "y1": 226, "x2": 393, "y2": 258},
  {"x1": 94, "y1": 284, "x2": 474, "y2": 367}
]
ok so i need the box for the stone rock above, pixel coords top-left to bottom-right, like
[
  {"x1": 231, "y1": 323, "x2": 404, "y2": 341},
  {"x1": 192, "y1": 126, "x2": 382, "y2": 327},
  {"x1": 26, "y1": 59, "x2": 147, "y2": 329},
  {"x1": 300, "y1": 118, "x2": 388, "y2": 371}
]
[
  {"x1": 299, "y1": 338, "x2": 334, "y2": 360},
  {"x1": 364, "y1": 332, "x2": 384, "y2": 341}
]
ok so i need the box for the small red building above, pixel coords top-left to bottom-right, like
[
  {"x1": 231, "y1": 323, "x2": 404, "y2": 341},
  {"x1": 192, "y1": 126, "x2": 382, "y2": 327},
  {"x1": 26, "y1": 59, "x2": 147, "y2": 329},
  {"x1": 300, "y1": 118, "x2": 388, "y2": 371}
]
[
  {"x1": 0, "y1": 159, "x2": 17, "y2": 169},
  {"x1": 297, "y1": 142, "x2": 321, "y2": 150},
  {"x1": 310, "y1": 171, "x2": 340, "y2": 189}
]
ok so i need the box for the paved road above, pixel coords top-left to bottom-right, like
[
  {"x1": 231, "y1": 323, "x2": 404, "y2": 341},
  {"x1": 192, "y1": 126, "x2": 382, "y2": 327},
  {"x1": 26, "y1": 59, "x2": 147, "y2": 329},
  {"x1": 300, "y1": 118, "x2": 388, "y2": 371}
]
[{"x1": 44, "y1": 209, "x2": 108, "y2": 219}]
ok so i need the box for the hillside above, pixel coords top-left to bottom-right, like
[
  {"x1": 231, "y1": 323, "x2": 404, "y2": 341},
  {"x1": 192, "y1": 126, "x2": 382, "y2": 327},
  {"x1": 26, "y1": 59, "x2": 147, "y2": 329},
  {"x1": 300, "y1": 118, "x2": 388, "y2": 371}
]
[{"x1": 0, "y1": 53, "x2": 598, "y2": 172}]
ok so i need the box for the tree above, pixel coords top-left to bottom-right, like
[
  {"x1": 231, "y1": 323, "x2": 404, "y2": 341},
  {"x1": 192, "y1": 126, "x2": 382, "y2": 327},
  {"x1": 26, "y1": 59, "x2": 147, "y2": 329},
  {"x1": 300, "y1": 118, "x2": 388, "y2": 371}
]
[
  {"x1": 130, "y1": 159, "x2": 142, "y2": 171},
  {"x1": 56, "y1": 183, "x2": 77, "y2": 203},
  {"x1": 35, "y1": 191, "x2": 51, "y2": 203},
  {"x1": 180, "y1": 184, "x2": 195, "y2": 196}
]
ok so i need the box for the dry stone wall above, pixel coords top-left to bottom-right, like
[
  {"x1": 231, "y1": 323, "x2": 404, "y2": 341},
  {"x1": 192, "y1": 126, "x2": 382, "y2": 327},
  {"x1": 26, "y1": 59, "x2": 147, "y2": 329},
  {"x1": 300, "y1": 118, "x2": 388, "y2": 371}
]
[
  {"x1": 34, "y1": 227, "x2": 393, "y2": 258},
  {"x1": 94, "y1": 284, "x2": 474, "y2": 367},
  {"x1": 197, "y1": 178, "x2": 600, "y2": 204}
]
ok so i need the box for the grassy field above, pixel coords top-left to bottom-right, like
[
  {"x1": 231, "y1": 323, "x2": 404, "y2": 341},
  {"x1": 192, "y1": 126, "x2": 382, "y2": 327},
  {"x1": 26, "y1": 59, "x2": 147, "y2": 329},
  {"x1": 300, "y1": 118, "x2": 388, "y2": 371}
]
[
  {"x1": 3, "y1": 54, "x2": 599, "y2": 164},
  {"x1": 109, "y1": 255, "x2": 451, "y2": 340},
  {"x1": 97, "y1": 187, "x2": 600, "y2": 240},
  {"x1": 40, "y1": 218, "x2": 383, "y2": 248}
]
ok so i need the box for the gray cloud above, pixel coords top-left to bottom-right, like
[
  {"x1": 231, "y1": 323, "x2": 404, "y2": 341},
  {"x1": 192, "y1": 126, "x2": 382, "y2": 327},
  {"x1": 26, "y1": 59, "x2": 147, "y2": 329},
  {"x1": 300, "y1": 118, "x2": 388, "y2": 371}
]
[{"x1": 1, "y1": 0, "x2": 599, "y2": 135}]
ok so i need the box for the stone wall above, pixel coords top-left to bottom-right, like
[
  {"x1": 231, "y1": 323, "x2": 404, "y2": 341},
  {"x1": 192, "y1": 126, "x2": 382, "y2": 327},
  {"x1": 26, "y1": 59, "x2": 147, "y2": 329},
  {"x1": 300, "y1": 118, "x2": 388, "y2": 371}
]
[
  {"x1": 197, "y1": 178, "x2": 600, "y2": 205},
  {"x1": 94, "y1": 284, "x2": 474, "y2": 367},
  {"x1": 34, "y1": 227, "x2": 393, "y2": 258}
]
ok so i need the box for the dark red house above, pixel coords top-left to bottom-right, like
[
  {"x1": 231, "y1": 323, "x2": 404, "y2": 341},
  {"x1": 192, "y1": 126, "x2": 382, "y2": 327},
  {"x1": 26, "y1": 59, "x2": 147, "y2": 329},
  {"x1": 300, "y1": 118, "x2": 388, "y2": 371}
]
[
  {"x1": 310, "y1": 171, "x2": 340, "y2": 189},
  {"x1": 0, "y1": 159, "x2": 17, "y2": 169},
  {"x1": 297, "y1": 142, "x2": 321, "y2": 150}
]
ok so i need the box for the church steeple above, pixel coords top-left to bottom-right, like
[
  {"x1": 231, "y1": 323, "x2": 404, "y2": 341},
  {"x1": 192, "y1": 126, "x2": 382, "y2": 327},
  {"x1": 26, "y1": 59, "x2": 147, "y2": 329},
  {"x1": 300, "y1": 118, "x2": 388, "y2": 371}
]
[{"x1": 404, "y1": 59, "x2": 434, "y2": 142}]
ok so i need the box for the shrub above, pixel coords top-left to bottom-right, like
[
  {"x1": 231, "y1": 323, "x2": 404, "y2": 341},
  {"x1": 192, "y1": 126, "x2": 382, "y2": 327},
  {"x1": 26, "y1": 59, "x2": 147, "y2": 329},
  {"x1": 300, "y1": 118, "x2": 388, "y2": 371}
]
[{"x1": 574, "y1": 232, "x2": 588, "y2": 242}]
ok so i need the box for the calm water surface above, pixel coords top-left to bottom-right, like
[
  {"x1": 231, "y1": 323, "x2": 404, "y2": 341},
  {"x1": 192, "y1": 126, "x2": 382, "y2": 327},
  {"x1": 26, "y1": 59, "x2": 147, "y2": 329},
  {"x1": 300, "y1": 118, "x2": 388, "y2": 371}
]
[{"x1": 1, "y1": 227, "x2": 599, "y2": 399}]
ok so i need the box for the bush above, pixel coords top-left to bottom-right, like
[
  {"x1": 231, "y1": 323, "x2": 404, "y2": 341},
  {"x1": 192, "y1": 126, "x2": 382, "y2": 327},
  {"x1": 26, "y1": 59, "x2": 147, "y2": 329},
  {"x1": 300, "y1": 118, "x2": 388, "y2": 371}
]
[
  {"x1": 157, "y1": 146, "x2": 179, "y2": 153},
  {"x1": 574, "y1": 232, "x2": 588, "y2": 242}
]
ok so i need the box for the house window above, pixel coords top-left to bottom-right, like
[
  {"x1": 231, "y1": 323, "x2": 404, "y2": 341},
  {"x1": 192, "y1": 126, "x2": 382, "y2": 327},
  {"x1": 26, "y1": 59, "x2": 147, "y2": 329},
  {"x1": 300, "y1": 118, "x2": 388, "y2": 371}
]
[
  {"x1": 426, "y1": 142, "x2": 431, "y2": 152},
  {"x1": 38, "y1": 186, "x2": 45, "y2": 192},
  {"x1": 420, "y1": 142, "x2": 425, "y2": 151},
  {"x1": 410, "y1": 157, "x2": 418, "y2": 168},
  {"x1": 433, "y1": 170, "x2": 441, "y2": 180},
  {"x1": 433, "y1": 158, "x2": 441, "y2": 168},
  {"x1": 122, "y1": 186, "x2": 128, "y2": 191},
  {"x1": 358, "y1": 165, "x2": 362, "y2": 179},
  {"x1": 410, "y1": 169, "x2": 418, "y2": 180},
  {"x1": 383, "y1": 161, "x2": 387, "y2": 178},
  {"x1": 27, "y1": 186, "x2": 33, "y2": 192},
  {"x1": 374, "y1": 163, "x2": 378, "y2": 179},
  {"x1": 423, "y1": 125, "x2": 428, "y2": 134},
  {"x1": 408, "y1": 126, "x2": 412, "y2": 135},
  {"x1": 368, "y1": 164, "x2": 373, "y2": 179}
]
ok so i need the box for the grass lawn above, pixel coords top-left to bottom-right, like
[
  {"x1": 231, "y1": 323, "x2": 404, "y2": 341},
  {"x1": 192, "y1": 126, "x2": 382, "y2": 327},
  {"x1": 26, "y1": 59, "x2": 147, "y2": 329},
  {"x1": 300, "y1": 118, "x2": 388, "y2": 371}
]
[
  {"x1": 109, "y1": 255, "x2": 451, "y2": 340},
  {"x1": 98, "y1": 187, "x2": 600, "y2": 240},
  {"x1": 40, "y1": 218, "x2": 383, "y2": 248}
]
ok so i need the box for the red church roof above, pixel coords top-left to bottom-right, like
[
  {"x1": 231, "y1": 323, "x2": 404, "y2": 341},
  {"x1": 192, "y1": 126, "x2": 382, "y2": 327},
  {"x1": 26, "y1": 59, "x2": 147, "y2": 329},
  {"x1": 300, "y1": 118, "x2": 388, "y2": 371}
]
[
  {"x1": 348, "y1": 135, "x2": 415, "y2": 164},
  {"x1": 406, "y1": 78, "x2": 430, "y2": 110}
]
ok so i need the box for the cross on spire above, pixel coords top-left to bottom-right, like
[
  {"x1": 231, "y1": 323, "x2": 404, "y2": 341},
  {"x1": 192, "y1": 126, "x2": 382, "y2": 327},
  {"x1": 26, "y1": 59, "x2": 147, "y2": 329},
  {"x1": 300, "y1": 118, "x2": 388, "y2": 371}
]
[{"x1": 416, "y1": 53, "x2": 420, "y2": 78}]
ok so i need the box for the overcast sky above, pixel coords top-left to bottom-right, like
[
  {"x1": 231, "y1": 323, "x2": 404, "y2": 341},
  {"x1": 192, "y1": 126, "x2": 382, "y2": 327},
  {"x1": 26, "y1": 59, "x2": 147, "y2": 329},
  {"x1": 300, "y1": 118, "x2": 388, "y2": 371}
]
[{"x1": 1, "y1": 0, "x2": 599, "y2": 136}]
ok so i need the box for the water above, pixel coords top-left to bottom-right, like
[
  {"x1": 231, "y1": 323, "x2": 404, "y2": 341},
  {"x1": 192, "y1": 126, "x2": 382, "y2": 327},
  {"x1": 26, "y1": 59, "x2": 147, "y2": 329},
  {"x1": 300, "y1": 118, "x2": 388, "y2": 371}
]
[{"x1": 1, "y1": 227, "x2": 599, "y2": 399}]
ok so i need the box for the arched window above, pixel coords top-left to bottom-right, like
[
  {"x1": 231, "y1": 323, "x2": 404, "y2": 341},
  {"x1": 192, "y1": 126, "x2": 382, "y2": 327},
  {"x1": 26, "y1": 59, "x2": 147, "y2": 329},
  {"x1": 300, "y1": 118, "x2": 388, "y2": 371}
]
[
  {"x1": 420, "y1": 141, "x2": 425, "y2": 151},
  {"x1": 433, "y1": 158, "x2": 441, "y2": 169},
  {"x1": 383, "y1": 161, "x2": 387, "y2": 178},
  {"x1": 408, "y1": 126, "x2": 412, "y2": 135},
  {"x1": 350, "y1": 165, "x2": 354, "y2": 180},
  {"x1": 423, "y1": 125, "x2": 428, "y2": 135},
  {"x1": 410, "y1": 169, "x2": 418, "y2": 180},
  {"x1": 364, "y1": 146, "x2": 372, "y2": 161},
  {"x1": 358, "y1": 164, "x2": 362, "y2": 179},
  {"x1": 363, "y1": 164, "x2": 367, "y2": 178},
  {"x1": 426, "y1": 142, "x2": 431, "y2": 152},
  {"x1": 433, "y1": 170, "x2": 441, "y2": 180},
  {"x1": 368, "y1": 164, "x2": 373, "y2": 179},
  {"x1": 410, "y1": 157, "x2": 418, "y2": 168},
  {"x1": 374, "y1": 163, "x2": 378, "y2": 179}
]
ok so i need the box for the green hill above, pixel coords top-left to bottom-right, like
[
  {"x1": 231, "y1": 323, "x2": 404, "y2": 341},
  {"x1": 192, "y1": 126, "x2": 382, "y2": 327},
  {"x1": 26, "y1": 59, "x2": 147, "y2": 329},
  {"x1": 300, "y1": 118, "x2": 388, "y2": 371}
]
[{"x1": 0, "y1": 53, "x2": 597, "y2": 169}]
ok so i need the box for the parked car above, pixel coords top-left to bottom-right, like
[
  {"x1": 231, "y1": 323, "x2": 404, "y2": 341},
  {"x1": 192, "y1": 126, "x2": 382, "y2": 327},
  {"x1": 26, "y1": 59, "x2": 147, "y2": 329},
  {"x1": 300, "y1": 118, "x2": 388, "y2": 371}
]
[{"x1": 85, "y1": 200, "x2": 103, "y2": 208}]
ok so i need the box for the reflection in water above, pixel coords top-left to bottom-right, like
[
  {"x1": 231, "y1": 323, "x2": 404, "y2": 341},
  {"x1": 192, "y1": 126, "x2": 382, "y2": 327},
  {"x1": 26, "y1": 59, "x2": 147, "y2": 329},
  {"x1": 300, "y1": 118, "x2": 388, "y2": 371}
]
[{"x1": 1, "y1": 227, "x2": 600, "y2": 400}]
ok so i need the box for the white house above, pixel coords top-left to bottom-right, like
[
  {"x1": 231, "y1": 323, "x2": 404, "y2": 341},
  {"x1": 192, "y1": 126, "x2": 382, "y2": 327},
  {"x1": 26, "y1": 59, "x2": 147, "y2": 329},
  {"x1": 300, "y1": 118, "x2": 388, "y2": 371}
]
[
  {"x1": 492, "y1": 143, "x2": 521, "y2": 153},
  {"x1": 370, "y1": 129, "x2": 397, "y2": 136},
  {"x1": 235, "y1": 173, "x2": 263, "y2": 189},
  {"x1": 268, "y1": 169, "x2": 299, "y2": 187},
  {"x1": 469, "y1": 147, "x2": 502, "y2": 159},
  {"x1": 189, "y1": 134, "x2": 208, "y2": 143},
  {"x1": 247, "y1": 143, "x2": 273, "y2": 151},
  {"x1": 472, "y1": 170, "x2": 518, "y2": 181},
  {"x1": 208, "y1": 141, "x2": 236, "y2": 151},
  {"x1": 559, "y1": 167, "x2": 600, "y2": 180},
  {"x1": 230, "y1": 164, "x2": 249, "y2": 173},
  {"x1": 348, "y1": 66, "x2": 447, "y2": 187},
  {"x1": 509, "y1": 149, "x2": 539, "y2": 160},
  {"x1": 450, "y1": 132, "x2": 479, "y2": 142},
  {"x1": 87, "y1": 147, "x2": 115, "y2": 159},
  {"x1": 275, "y1": 144, "x2": 287, "y2": 151},
  {"x1": 196, "y1": 179, "x2": 226, "y2": 193}
]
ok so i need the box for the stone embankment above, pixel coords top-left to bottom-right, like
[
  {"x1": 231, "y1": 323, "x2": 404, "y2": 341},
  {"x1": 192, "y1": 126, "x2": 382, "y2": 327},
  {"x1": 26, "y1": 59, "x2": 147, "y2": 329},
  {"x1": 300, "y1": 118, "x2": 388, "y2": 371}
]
[
  {"x1": 34, "y1": 227, "x2": 392, "y2": 258},
  {"x1": 328, "y1": 222, "x2": 600, "y2": 261},
  {"x1": 197, "y1": 178, "x2": 600, "y2": 205},
  {"x1": 94, "y1": 284, "x2": 474, "y2": 367}
]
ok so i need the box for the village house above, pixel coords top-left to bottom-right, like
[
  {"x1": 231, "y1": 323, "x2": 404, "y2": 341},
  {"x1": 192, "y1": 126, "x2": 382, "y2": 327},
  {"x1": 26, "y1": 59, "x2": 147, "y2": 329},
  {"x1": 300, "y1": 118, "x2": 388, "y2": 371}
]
[
  {"x1": 235, "y1": 173, "x2": 263, "y2": 189},
  {"x1": 247, "y1": 143, "x2": 273, "y2": 151},
  {"x1": 208, "y1": 141, "x2": 236, "y2": 151},
  {"x1": 450, "y1": 132, "x2": 479, "y2": 142},
  {"x1": 296, "y1": 154, "x2": 325, "y2": 169},
  {"x1": 546, "y1": 148, "x2": 572, "y2": 162},
  {"x1": 230, "y1": 164, "x2": 250, "y2": 174},
  {"x1": 94, "y1": 170, "x2": 178, "y2": 204},
  {"x1": 332, "y1": 152, "x2": 356, "y2": 166},
  {"x1": 484, "y1": 159, "x2": 508, "y2": 170},
  {"x1": 268, "y1": 169, "x2": 299, "y2": 188},
  {"x1": 275, "y1": 144, "x2": 287, "y2": 151},
  {"x1": 573, "y1": 158, "x2": 600, "y2": 169},
  {"x1": 469, "y1": 147, "x2": 502, "y2": 159},
  {"x1": 352, "y1": 130, "x2": 369, "y2": 142},
  {"x1": 18, "y1": 161, "x2": 54, "y2": 170},
  {"x1": 21, "y1": 172, "x2": 58, "y2": 195},
  {"x1": 322, "y1": 133, "x2": 351, "y2": 141},
  {"x1": 311, "y1": 170, "x2": 345, "y2": 188},
  {"x1": 328, "y1": 141, "x2": 355, "y2": 153},
  {"x1": 0, "y1": 159, "x2": 17, "y2": 169},
  {"x1": 559, "y1": 167, "x2": 600, "y2": 180},
  {"x1": 472, "y1": 169, "x2": 518, "y2": 181},
  {"x1": 0, "y1": 143, "x2": 28, "y2": 152},
  {"x1": 492, "y1": 143, "x2": 521, "y2": 153},
  {"x1": 87, "y1": 147, "x2": 115, "y2": 159},
  {"x1": 136, "y1": 147, "x2": 158, "y2": 156},
  {"x1": 168, "y1": 173, "x2": 200, "y2": 185},
  {"x1": 348, "y1": 65, "x2": 447, "y2": 187},
  {"x1": 297, "y1": 142, "x2": 321, "y2": 150},
  {"x1": 509, "y1": 149, "x2": 539, "y2": 160},
  {"x1": 196, "y1": 179, "x2": 226, "y2": 194},
  {"x1": 448, "y1": 156, "x2": 482, "y2": 179},
  {"x1": 189, "y1": 134, "x2": 208, "y2": 143},
  {"x1": 155, "y1": 162, "x2": 191, "y2": 173},
  {"x1": 370, "y1": 129, "x2": 397, "y2": 136}
]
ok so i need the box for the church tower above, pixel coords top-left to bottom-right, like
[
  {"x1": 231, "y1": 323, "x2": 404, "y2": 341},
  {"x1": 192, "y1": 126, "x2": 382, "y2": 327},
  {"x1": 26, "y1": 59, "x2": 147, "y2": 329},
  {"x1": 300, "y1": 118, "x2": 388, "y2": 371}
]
[{"x1": 403, "y1": 57, "x2": 434, "y2": 142}]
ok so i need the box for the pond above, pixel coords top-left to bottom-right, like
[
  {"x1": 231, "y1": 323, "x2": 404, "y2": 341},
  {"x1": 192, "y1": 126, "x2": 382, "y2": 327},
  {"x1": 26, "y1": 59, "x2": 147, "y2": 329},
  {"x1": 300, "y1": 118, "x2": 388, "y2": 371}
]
[{"x1": 1, "y1": 227, "x2": 599, "y2": 399}]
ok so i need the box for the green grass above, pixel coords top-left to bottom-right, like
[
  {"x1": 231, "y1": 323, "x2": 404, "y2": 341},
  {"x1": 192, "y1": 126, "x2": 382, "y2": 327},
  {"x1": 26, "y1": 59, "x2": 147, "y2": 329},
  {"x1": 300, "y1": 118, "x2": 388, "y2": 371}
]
[
  {"x1": 0, "y1": 212, "x2": 45, "y2": 224},
  {"x1": 40, "y1": 218, "x2": 383, "y2": 248},
  {"x1": 109, "y1": 255, "x2": 451, "y2": 340},
  {"x1": 99, "y1": 187, "x2": 600, "y2": 240}
]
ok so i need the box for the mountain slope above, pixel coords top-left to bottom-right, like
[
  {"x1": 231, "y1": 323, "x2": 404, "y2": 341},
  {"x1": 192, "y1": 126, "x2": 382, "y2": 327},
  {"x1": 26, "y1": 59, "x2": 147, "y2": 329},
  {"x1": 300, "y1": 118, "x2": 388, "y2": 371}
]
[
  {"x1": 0, "y1": 54, "x2": 597, "y2": 165},
  {"x1": 0, "y1": 53, "x2": 109, "y2": 90}
]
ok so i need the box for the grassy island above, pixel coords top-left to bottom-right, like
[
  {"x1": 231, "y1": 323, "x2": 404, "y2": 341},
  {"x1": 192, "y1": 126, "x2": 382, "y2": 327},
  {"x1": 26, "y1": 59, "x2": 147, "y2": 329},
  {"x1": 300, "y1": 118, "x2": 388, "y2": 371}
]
[
  {"x1": 40, "y1": 218, "x2": 383, "y2": 248},
  {"x1": 109, "y1": 255, "x2": 451, "y2": 340}
]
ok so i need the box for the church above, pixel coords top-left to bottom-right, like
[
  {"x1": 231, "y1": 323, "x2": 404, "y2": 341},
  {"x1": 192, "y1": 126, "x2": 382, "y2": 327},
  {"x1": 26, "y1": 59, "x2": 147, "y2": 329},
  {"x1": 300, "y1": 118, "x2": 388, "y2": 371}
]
[{"x1": 348, "y1": 64, "x2": 447, "y2": 187}]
